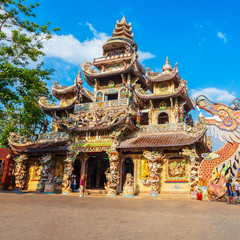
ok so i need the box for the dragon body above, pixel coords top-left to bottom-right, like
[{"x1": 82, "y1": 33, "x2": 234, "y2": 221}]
[{"x1": 196, "y1": 96, "x2": 240, "y2": 200}]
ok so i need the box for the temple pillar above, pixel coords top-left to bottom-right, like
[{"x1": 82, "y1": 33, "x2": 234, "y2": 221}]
[
  {"x1": 62, "y1": 149, "x2": 79, "y2": 194},
  {"x1": 14, "y1": 154, "x2": 28, "y2": 192},
  {"x1": 39, "y1": 153, "x2": 53, "y2": 193},
  {"x1": 105, "y1": 142, "x2": 120, "y2": 195},
  {"x1": 80, "y1": 159, "x2": 86, "y2": 178},
  {"x1": 182, "y1": 147, "x2": 200, "y2": 195},
  {"x1": 143, "y1": 150, "x2": 164, "y2": 196}
]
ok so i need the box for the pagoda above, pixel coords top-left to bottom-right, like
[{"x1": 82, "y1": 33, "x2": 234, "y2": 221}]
[{"x1": 8, "y1": 17, "x2": 211, "y2": 196}]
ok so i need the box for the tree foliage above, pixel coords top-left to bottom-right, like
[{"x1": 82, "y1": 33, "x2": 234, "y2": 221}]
[{"x1": 0, "y1": 0, "x2": 59, "y2": 147}]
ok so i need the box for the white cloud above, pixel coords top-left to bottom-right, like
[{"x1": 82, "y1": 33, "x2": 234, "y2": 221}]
[
  {"x1": 217, "y1": 32, "x2": 227, "y2": 43},
  {"x1": 138, "y1": 51, "x2": 155, "y2": 62},
  {"x1": 43, "y1": 33, "x2": 108, "y2": 65},
  {"x1": 190, "y1": 87, "x2": 236, "y2": 103},
  {"x1": 43, "y1": 23, "x2": 155, "y2": 65}
]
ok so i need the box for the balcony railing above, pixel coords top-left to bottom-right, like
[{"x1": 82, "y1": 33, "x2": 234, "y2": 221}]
[
  {"x1": 74, "y1": 99, "x2": 129, "y2": 113},
  {"x1": 93, "y1": 53, "x2": 132, "y2": 63},
  {"x1": 140, "y1": 123, "x2": 187, "y2": 133},
  {"x1": 37, "y1": 132, "x2": 69, "y2": 141}
]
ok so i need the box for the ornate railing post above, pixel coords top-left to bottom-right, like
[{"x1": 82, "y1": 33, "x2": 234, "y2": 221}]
[
  {"x1": 14, "y1": 154, "x2": 28, "y2": 192},
  {"x1": 105, "y1": 142, "x2": 120, "y2": 196},
  {"x1": 62, "y1": 148, "x2": 78, "y2": 194},
  {"x1": 143, "y1": 150, "x2": 164, "y2": 196},
  {"x1": 39, "y1": 153, "x2": 53, "y2": 193}
]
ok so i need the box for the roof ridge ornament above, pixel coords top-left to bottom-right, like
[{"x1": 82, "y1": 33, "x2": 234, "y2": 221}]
[
  {"x1": 162, "y1": 57, "x2": 172, "y2": 72},
  {"x1": 75, "y1": 70, "x2": 83, "y2": 85},
  {"x1": 174, "y1": 62, "x2": 178, "y2": 73}
]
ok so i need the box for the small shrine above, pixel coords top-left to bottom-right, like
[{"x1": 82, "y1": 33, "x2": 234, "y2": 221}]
[{"x1": 8, "y1": 17, "x2": 211, "y2": 196}]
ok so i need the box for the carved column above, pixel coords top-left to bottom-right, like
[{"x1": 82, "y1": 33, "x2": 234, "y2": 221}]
[
  {"x1": 39, "y1": 153, "x2": 52, "y2": 192},
  {"x1": 182, "y1": 148, "x2": 200, "y2": 195},
  {"x1": 143, "y1": 150, "x2": 164, "y2": 196},
  {"x1": 62, "y1": 149, "x2": 78, "y2": 194},
  {"x1": 105, "y1": 142, "x2": 120, "y2": 195},
  {"x1": 14, "y1": 154, "x2": 28, "y2": 191}
]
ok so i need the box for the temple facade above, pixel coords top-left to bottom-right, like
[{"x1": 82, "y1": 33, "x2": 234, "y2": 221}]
[{"x1": 9, "y1": 17, "x2": 211, "y2": 196}]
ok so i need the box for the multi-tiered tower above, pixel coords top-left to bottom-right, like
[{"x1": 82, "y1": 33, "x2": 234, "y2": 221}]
[{"x1": 9, "y1": 17, "x2": 211, "y2": 196}]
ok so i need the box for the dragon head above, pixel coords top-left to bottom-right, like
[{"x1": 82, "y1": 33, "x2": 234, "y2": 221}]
[{"x1": 196, "y1": 96, "x2": 240, "y2": 144}]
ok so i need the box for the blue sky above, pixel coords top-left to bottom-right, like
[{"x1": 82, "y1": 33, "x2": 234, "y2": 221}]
[
  {"x1": 34, "y1": 0, "x2": 239, "y2": 107},
  {"x1": 29, "y1": 0, "x2": 240, "y2": 151}
]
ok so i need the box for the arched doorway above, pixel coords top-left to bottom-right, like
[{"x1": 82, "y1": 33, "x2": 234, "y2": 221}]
[
  {"x1": 72, "y1": 158, "x2": 81, "y2": 190},
  {"x1": 86, "y1": 152, "x2": 109, "y2": 189},
  {"x1": 122, "y1": 158, "x2": 134, "y2": 190},
  {"x1": 158, "y1": 112, "x2": 169, "y2": 124}
]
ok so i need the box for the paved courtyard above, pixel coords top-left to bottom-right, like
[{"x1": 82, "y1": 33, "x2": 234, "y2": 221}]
[{"x1": 0, "y1": 193, "x2": 239, "y2": 240}]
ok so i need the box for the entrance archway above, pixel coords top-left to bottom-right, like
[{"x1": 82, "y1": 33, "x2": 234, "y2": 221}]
[
  {"x1": 86, "y1": 152, "x2": 109, "y2": 189},
  {"x1": 72, "y1": 158, "x2": 81, "y2": 190},
  {"x1": 122, "y1": 158, "x2": 134, "y2": 190}
]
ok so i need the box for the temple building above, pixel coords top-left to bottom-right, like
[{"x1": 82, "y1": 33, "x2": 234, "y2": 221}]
[{"x1": 8, "y1": 17, "x2": 211, "y2": 196}]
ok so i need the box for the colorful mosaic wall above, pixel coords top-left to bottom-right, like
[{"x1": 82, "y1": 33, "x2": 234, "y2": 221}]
[{"x1": 196, "y1": 96, "x2": 240, "y2": 201}]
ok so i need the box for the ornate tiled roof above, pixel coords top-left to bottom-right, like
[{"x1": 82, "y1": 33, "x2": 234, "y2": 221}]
[
  {"x1": 133, "y1": 85, "x2": 186, "y2": 100},
  {"x1": 146, "y1": 57, "x2": 179, "y2": 83},
  {"x1": 39, "y1": 96, "x2": 78, "y2": 111},
  {"x1": 57, "y1": 116, "x2": 138, "y2": 132},
  {"x1": 82, "y1": 53, "x2": 137, "y2": 86},
  {"x1": 52, "y1": 71, "x2": 93, "y2": 101},
  {"x1": 112, "y1": 16, "x2": 133, "y2": 40},
  {"x1": 52, "y1": 83, "x2": 76, "y2": 98},
  {"x1": 9, "y1": 132, "x2": 70, "y2": 153},
  {"x1": 119, "y1": 131, "x2": 205, "y2": 149}
]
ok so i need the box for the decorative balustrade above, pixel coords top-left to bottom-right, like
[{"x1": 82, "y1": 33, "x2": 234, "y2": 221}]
[
  {"x1": 93, "y1": 53, "x2": 132, "y2": 63},
  {"x1": 37, "y1": 132, "x2": 69, "y2": 141},
  {"x1": 140, "y1": 123, "x2": 187, "y2": 133},
  {"x1": 74, "y1": 99, "x2": 129, "y2": 113}
]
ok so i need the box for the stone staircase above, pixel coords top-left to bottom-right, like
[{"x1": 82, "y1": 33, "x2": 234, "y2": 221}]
[
  {"x1": 70, "y1": 190, "x2": 195, "y2": 201},
  {"x1": 138, "y1": 192, "x2": 195, "y2": 201}
]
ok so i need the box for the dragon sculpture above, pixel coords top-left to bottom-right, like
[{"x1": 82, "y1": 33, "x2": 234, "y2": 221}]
[
  {"x1": 143, "y1": 150, "x2": 164, "y2": 195},
  {"x1": 14, "y1": 154, "x2": 28, "y2": 190},
  {"x1": 105, "y1": 141, "x2": 120, "y2": 195},
  {"x1": 62, "y1": 148, "x2": 79, "y2": 194},
  {"x1": 39, "y1": 154, "x2": 53, "y2": 192},
  {"x1": 196, "y1": 96, "x2": 240, "y2": 201}
]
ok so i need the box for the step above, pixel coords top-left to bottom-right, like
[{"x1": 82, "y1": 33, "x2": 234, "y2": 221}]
[{"x1": 85, "y1": 189, "x2": 107, "y2": 195}]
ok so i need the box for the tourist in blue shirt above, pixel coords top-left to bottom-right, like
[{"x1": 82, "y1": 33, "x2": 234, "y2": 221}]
[{"x1": 226, "y1": 179, "x2": 235, "y2": 204}]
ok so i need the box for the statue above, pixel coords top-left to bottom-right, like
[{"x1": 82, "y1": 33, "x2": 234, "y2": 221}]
[
  {"x1": 105, "y1": 142, "x2": 119, "y2": 195},
  {"x1": 123, "y1": 173, "x2": 134, "y2": 197},
  {"x1": 143, "y1": 150, "x2": 164, "y2": 196}
]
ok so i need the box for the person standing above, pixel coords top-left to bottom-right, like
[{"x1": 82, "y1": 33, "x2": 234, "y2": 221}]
[
  {"x1": 226, "y1": 179, "x2": 235, "y2": 204},
  {"x1": 234, "y1": 178, "x2": 240, "y2": 201},
  {"x1": 79, "y1": 174, "x2": 85, "y2": 197},
  {"x1": 72, "y1": 176, "x2": 76, "y2": 192}
]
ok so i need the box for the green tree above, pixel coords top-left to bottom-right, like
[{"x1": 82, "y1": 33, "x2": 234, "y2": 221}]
[{"x1": 0, "y1": 0, "x2": 59, "y2": 147}]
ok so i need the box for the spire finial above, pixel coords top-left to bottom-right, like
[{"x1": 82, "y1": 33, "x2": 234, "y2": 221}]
[
  {"x1": 120, "y1": 16, "x2": 127, "y2": 24},
  {"x1": 165, "y1": 56, "x2": 169, "y2": 64},
  {"x1": 162, "y1": 57, "x2": 172, "y2": 72}
]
